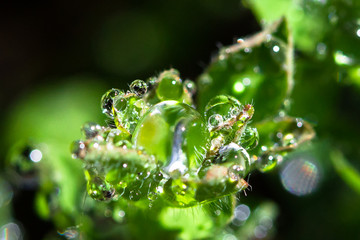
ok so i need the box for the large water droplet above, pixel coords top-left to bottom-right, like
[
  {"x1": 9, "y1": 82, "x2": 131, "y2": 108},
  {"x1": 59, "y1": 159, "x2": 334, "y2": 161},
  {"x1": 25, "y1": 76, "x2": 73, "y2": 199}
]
[{"x1": 132, "y1": 101, "x2": 209, "y2": 174}]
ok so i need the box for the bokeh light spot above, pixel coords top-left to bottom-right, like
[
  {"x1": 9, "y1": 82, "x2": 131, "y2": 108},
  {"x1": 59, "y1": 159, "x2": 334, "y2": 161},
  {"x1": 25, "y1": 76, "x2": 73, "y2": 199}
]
[
  {"x1": 29, "y1": 149, "x2": 42, "y2": 163},
  {"x1": 280, "y1": 158, "x2": 320, "y2": 196}
]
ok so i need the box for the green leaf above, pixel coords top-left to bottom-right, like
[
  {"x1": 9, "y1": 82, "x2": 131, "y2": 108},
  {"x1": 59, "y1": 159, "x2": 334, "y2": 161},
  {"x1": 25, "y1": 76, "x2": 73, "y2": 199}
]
[{"x1": 197, "y1": 20, "x2": 291, "y2": 122}]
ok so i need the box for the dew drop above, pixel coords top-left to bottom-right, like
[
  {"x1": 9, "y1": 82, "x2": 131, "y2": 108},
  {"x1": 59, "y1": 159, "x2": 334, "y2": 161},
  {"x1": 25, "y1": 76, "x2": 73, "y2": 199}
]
[
  {"x1": 257, "y1": 153, "x2": 279, "y2": 172},
  {"x1": 238, "y1": 127, "x2": 259, "y2": 151},
  {"x1": 156, "y1": 71, "x2": 183, "y2": 101},
  {"x1": 70, "y1": 140, "x2": 86, "y2": 159},
  {"x1": 101, "y1": 88, "x2": 122, "y2": 118},
  {"x1": 130, "y1": 79, "x2": 148, "y2": 97},
  {"x1": 129, "y1": 190, "x2": 142, "y2": 201},
  {"x1": 217, "y1": 143, "x2": 250, "y2": 178},
  {"x1": 208, "y1": 114, "x2": 223, "y2": 129},
  {"x1": 81, "y1": 122, "x2": 103, "y2": 139},
  {"x1": 204, "y1": 95, "x2": 242, "y2": 123},
  {"x1": 87, "y1": 176, "x2": 115, "y2": 201}
]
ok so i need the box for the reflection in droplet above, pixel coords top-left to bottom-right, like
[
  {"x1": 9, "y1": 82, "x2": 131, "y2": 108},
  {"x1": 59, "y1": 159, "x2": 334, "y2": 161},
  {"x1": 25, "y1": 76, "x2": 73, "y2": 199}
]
[
  {"x1": 0, "y1": 223, "x2": 22, "y2": 240},
  {"x1": 0, "y1": 179, "x2": 13, "y2": 208},
  {"x1": 280, "y1": 158, "x2": 320, "y2": 196},
  {"x1": 29, "y1": 149, "x2": 42, "y2": 163}
]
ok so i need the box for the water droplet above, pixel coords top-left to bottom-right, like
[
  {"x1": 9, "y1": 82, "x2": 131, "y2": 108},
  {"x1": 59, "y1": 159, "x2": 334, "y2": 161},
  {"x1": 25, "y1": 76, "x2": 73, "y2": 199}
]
[
  {"x1": 238, "y1": 127, "x2": 259, "y2": 151},
  {"x1": 87, "y1": 176, "x2": 115, "y2": 201},
  {"x1": 280, "y1": 157, "x2": 320, "y2": 196},
  {"x1": 147, "y1": 191, "x2": 158, "y2": 201},
  {"x1": 217, "y1": 143, "x2": 250, "y2": 178},
  {"x1": 113, "y1": 95, "x2": 148, "y2": 133},
  {"x1": 156, "y1": 70, "x2": 183, "y2": 101},
  {"x1": 204, "y1": 95, "x2": 242, "y2": 123},
  {"x1": 132, "y1": 101, "x2": 209, "y2": 172},
  {"x1": 81, "y1": 122, "x2": 103, "y2": 139},
  {"x1": 130, "y1": 79, "x2": 148, "y2": 97},
  {"x1": 70, "y1": 140, "x2": 86, "y2": 159},
  {"x1": 257, "y1": 153, "x2": 279, "y2": 172},
  {"x1": 101, "y1": 88, "x2": 122, "y2": 117},
  {"x1": 208, "y1": 114, "x2": 223, "y2": 129},
  {"x1": 129, "y1": 190, "x2": 142, "y2": 201}
]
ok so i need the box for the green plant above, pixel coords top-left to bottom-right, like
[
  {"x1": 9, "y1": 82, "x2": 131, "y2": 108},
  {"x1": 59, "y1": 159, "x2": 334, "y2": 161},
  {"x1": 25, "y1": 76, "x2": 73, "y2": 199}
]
[
  {"x1": 3, "y1": 1, "x2": 360, "y2": 239},
  {"x1": 68, "y1": 18, "x2": 315, "y2": 239}
]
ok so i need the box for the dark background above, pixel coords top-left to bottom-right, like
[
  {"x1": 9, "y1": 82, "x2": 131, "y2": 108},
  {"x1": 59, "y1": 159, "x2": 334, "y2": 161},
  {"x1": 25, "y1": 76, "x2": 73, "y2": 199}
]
[{"x1": 0, "y1": 0, "x2": 259, "y2": 113}]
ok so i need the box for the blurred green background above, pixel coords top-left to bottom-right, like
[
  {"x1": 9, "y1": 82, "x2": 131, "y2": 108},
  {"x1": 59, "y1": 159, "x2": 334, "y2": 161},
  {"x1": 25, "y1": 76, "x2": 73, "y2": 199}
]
[{"x1": 1, "y1": 0, "x2": 360, "y2": 239}]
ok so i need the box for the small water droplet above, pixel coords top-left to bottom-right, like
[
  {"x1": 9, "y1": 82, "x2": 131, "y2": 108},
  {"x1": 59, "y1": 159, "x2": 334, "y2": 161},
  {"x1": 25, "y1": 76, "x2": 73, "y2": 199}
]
[
  {"x1": 256, "y1": 153, "x2": 279, "y2": 172},
  {"x1": 130, "y1": 79, "x2": 148, "y2": 97},
  {"x1": 217, "y1": 143, "x2": 251, "y2": 178},
  {"x1": 101, "y1": 88, "x2": 122, "y2": 118},
  {"x1": 87, "y1": 176, "x2": 115, "y2": 201},
  {"x1": 204, "y1": 95, "x2": 242, "y2": 123},
  {"x1": 129, "y1": 190, "x2": 142, "y2": 201},
  {"x1": 70, "y1": 140, "x2": 86, "y2": 159},
  {"x1": 147, "y1": 191, "x2": 158, "y2": 201},
  {"x1": 156, "y1": 70, "x2": 183, "y2": 101},
  {"x1": 208, "y1": 114, "x2": 223, "y2": 129},
  {"x1": 238, "y1": 127, "x2": 259, "y2": 151},
  {"x1": 81, "y1": 122, "x2": 103, "y2": 139}
]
